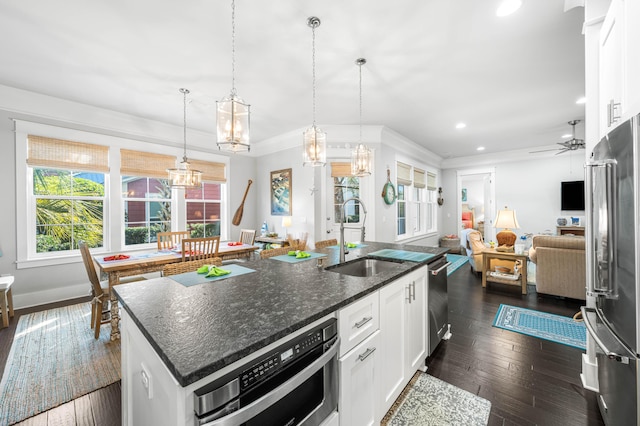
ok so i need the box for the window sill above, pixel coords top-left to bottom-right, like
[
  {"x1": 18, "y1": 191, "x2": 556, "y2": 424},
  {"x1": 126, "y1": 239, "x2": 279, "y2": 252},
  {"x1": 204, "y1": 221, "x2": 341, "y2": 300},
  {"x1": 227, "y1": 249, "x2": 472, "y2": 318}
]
[{"x1": 395, "y1": 231, "x2": 438, "y2": 244}]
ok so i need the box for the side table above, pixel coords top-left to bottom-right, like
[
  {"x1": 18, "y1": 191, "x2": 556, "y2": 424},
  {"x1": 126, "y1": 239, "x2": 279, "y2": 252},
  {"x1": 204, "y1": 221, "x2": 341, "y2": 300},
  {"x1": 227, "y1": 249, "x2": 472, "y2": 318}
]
[
  {"x1": 0, "y1": 275, "x2": 15, "y2": 328},
  {"x1": 481, "y1": 250, "x2": 528, "y2": 295}
]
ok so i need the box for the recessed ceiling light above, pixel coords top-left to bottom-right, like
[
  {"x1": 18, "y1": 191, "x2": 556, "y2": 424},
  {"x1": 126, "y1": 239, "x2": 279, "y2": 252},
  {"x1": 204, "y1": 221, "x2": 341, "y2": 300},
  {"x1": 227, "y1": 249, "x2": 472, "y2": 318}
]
[
  {"x1": 456, "y1": 122, "x2": 467, "y2": 129},
  {"x1": 576, "y1": 96, "x2": 587, "y2": 104},
  {"x1": 477, "y1": 146, "x2": 485, "y2": 151},
  {"x1": 561, "y1": 134, "x2": 572, "y2": 139},
  {"x1": 496, "y1": 0, "x2": 522, "y2": 17}
]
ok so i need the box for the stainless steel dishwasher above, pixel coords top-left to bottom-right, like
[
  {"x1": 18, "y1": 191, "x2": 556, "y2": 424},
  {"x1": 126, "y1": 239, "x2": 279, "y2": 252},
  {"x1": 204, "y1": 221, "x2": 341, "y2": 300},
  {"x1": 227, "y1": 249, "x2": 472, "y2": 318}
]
[{"x1": 428, "y1": 255, "x2": 451, "y2": 356}]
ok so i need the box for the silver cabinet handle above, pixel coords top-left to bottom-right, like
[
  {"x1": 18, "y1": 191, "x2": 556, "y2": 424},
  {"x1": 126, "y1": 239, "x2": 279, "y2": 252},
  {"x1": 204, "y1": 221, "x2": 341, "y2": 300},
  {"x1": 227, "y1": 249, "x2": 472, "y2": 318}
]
[
  {"x1": 431, "y1": 262, "x2": 451, "y2": 276},
  {"x1": 201, "y1": 337, "x2": 340, "y2": 426},
  {"x1": 357, "y1": 347, "x2": 376, "y2": 362},
  {"x1": 354, "y1": 316, "x2": 373, "y2": 329},
  {"x1": 405, "y1": 285, "x2": 411, "y2": 303},
  {"x1": 410, "y1": 281, "x2": 416, "y2": 301}
]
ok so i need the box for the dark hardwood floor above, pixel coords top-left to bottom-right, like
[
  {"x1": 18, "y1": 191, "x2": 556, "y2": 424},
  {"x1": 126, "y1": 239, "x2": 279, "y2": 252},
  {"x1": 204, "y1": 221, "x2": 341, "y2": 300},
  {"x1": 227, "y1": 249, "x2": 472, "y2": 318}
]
[
  {"x1": 0, "y1": 266, "x2": 604, "y2": 425},
  {"x1": 428, "y1": 265, "x2": 605, "y2": 426}
]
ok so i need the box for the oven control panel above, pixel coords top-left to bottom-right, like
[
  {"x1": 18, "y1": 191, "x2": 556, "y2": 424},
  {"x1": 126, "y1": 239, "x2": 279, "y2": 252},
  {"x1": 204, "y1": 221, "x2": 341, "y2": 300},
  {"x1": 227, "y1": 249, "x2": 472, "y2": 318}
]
[{"x1": 240, "y1": 329, "x2": 323, "y2": 391}]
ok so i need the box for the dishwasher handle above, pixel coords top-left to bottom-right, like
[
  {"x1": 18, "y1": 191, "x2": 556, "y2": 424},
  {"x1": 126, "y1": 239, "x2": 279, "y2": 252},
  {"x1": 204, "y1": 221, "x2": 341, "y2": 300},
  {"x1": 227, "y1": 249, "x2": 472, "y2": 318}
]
[
  {"x1": 431, "y1": 262, "x2": 451, "y2": 276},
  {"x1": 200, "y1": 337, "x2": 340, "y2": 426}
]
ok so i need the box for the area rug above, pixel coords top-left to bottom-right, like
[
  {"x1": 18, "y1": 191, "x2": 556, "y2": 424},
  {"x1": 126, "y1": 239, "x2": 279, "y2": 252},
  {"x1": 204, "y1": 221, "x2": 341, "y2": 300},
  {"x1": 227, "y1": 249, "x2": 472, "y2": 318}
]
[
  {"x1": 381, "y1": 371, "x2": 491, "y2": 426},
  {"x1": 0, "y1": 303, "x2": 121, "y2": 425},
  {"x1": 446, "y1": 253, "x2": 469, "y2": 276},
  {"x1": 492, "y1": 304, "x2": 586, "y2": 350}
]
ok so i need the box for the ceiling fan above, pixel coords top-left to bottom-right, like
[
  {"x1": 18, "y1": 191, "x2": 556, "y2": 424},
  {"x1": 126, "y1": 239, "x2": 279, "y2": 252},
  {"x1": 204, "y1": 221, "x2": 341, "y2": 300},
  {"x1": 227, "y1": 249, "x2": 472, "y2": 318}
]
[{"x1": 530, "y1": 120, "x2": 585, "y2": 155}]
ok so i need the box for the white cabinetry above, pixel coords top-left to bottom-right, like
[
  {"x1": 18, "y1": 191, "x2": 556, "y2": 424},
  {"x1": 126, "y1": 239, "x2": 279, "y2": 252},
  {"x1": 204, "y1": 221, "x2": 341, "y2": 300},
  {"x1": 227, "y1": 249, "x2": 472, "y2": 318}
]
[
  {"x1": 378, "y1": 267, "x2": 427, "y2": 418},
  {"x1": 599, "y1": 0, "x2": 640, "y2": 137},
  {"x1": 338, "y1": 330, "x2": 381, "y2": 426},
  {"x1": 337, "y1": 265, "x2": 429, "y2": 425}
]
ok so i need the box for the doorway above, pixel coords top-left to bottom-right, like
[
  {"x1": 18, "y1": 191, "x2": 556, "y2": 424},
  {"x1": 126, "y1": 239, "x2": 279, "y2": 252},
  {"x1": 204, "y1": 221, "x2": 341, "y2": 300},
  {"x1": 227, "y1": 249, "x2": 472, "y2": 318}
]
[{"x1": 457, "y1": 168, "x2": 496, "y2": 243}]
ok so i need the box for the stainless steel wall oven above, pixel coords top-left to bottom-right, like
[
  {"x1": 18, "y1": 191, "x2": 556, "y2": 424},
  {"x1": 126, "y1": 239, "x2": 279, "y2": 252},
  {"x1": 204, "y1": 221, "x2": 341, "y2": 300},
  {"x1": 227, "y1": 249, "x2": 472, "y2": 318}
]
[{"x1": 194, "y1": 318, "x2": 338, "y2": 426}]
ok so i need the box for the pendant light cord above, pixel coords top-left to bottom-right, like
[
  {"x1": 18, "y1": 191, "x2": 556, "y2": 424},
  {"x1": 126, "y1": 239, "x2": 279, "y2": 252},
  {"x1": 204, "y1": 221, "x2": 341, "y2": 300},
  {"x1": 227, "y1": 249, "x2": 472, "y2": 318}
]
[
  {"x1": 180, "y1": 89, "x2": 189, "y2": 163},
  {"x1": 359, "y1": 61, "x2": 363, "y2": 142},
  {"x1": 231, "y1": 0, "x2": 236, "y2": 97},
  {"x1": 311, "y1": 21, "x2": 317, "y2": 127}
]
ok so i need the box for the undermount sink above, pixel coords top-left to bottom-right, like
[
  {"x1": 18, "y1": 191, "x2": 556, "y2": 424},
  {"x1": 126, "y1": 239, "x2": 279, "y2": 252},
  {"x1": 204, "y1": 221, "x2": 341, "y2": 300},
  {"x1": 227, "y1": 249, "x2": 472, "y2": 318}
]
[{"x1": 325, "y1": 257, "x2": 401, "y2": 278}]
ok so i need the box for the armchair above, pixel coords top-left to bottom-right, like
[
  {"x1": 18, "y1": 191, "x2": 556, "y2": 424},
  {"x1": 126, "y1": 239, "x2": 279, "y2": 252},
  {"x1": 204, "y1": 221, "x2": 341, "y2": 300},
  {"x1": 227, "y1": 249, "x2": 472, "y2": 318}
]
[{"x1": 529, "y1": 235, "x2": 586, "y2": 300}]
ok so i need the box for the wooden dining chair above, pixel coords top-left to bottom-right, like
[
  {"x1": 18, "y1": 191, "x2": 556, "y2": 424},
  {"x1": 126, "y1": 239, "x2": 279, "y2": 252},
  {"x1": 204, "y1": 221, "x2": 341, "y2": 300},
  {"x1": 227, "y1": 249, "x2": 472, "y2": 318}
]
[
  {"x1": 181, "y1": 236, "x2": 220, "y2": 261},
  {"x1": 290, "y1": 232, "x2": 309, "y2": 251},
  {"x1": 79, "y1": 242, "x2": 145, "y2": 339},
  {"x1": 162, "y1": 257, "x2": 222, "y2": 277},
  {"x1": 314, "y1": 238, "x2": 337, "y2": 249},
  {"x1": 239, "y1": 229, "x2": 256, "y2": 245},
  {"x1": 157, "y1": 231, "x2": 190, "y2": 250},
  {"x1": 259, "y1": 246, "x2": 291, "y2": 259}
]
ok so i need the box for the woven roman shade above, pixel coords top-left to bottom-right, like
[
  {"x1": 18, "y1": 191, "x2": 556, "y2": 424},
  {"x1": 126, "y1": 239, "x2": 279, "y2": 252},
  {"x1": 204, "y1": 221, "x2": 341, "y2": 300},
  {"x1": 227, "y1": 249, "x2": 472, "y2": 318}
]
[
  {"x1": 397, "y1": 162, "x2": 412, "y2": 185},
  {"x1": 188, "y1": 159, "x2": 227, "y2": 183},
  {"x1": 427, "y1": 172, "x2": 437, "y2": 190},
  {"x1": 120, "y1": 149, "x2": 176, "y2": 179},
  {"x1": 331, "y1": 162, "x2": 352, "y2": 178},
  {"x1": 414, "y1": 168, "x2": 426, "y2": 189},
  {"x1": 27, "y1": 135, "x2": 109, "y2": 172}
]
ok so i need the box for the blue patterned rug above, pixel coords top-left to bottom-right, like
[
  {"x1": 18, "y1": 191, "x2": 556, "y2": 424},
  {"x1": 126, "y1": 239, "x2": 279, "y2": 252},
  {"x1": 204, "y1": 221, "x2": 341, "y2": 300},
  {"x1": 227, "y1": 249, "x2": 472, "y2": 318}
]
[
  {"x1": 493, "y1": 304, "x2": 586, "y2": 350},
  {"x1": 446, "y1": 253, "x2": 469, "y2": 276}
]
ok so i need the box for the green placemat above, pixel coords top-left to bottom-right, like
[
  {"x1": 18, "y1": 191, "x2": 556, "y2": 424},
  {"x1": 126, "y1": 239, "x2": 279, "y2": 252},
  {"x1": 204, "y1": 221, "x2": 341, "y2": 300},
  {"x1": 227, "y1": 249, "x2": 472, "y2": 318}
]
[
  {"x1": 270, "y1": 252, "x2": 327, "y2": 263},
  {"x1": 170, "y1": 264, "x2": 256, "y2": 287},
  {"x1": 367, "y1": 249, "x2": 434, "y2": 262}
]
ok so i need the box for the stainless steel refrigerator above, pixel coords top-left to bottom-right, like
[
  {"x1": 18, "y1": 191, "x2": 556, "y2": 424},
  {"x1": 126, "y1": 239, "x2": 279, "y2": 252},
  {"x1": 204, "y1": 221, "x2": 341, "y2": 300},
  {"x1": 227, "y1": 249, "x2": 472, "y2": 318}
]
[{"x1": 582, "y1": 114, "x2": 640, "y2": 425}]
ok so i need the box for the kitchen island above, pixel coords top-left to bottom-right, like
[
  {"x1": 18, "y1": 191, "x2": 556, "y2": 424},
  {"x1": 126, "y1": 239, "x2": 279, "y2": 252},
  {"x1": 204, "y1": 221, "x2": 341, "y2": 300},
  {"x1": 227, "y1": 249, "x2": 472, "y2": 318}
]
[{"x1": 114, "y1": 241, "x2": 448, "y2": 425}]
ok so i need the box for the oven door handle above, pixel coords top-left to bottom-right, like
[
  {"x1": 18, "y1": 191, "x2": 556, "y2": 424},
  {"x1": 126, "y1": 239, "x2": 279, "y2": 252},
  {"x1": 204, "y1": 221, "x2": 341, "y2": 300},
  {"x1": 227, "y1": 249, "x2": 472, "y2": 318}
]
[
  {"x1": 200, "y1": 337, "x2": 340, "y2": 426},
  {"x1": 431, "y1": 262, "x2": 451, "y2": 275}
]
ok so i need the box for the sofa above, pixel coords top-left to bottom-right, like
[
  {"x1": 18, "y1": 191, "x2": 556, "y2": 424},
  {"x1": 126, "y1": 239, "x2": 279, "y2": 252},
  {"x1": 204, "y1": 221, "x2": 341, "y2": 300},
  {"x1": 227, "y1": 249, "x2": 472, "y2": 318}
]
[{"x1": 528, "y1": 235, "x2": 586, "y2": 300}]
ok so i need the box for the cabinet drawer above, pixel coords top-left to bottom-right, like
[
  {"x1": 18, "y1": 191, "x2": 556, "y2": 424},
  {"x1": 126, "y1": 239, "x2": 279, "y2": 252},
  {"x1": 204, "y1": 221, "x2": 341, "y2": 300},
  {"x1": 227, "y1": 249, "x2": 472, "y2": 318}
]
[{"x1": 338, "y1": 291, "x2": 379, "y2": 357}]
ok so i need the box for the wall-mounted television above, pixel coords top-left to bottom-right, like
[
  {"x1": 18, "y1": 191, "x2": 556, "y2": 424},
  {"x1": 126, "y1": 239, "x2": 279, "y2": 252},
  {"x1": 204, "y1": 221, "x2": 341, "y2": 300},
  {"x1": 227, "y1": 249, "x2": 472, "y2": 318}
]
[{"x1": 561, "y1": 180, "x2": 585, "y2": 211}]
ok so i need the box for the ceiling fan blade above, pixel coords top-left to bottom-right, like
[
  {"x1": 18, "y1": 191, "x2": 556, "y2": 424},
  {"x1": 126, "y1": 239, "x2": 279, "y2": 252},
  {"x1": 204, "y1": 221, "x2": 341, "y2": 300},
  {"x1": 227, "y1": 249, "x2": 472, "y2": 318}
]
[
  {"x1": 555, "y1": 148, "x2": 571, "y2": 155},
  {"x1": 530, "y1": 148, "x2": 560, "y2": 153}
]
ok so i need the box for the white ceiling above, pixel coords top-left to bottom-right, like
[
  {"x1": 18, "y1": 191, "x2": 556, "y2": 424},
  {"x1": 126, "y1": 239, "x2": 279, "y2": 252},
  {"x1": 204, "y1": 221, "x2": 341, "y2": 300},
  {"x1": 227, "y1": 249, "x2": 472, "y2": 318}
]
[{"x1": 0, "y1": 0, "x2": 586, "y2": 159}]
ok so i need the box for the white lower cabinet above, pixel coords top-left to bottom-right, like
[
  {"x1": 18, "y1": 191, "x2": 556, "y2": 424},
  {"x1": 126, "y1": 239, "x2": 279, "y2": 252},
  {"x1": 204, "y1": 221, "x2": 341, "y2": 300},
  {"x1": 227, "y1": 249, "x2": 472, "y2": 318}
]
[
  {"x1": 338, "y1": 330, "x2": 381, "y2": 426},
  {"x1": 378, "y1": 268, "x2": 427, "y2": 419}
]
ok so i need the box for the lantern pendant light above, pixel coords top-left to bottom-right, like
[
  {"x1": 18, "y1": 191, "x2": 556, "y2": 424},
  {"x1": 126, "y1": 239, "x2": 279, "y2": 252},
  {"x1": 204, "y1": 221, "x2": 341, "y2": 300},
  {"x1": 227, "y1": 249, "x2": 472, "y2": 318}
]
[
  {"x1": 351, "y1": 58, "x2": 371, "y2": 177},
  {"x1": 168, "y1": 88, "x2": 203, "y2": 188},
  {"x1": 217, "y1": 0, "x2": 250, "y2": 153},
  {"x1": 302, "y1": 16, "x2": 326, "y2": 167}
]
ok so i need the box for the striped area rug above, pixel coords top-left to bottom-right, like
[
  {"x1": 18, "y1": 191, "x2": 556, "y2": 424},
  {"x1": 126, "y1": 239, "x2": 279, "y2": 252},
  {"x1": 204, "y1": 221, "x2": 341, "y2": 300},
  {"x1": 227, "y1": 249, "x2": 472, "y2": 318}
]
[
  {"x1": 446, "y1": 253, "x2": 469, "y2": 276},
  {"x1": 0, "y1": 303, "x2": 121, "y2": 425}
]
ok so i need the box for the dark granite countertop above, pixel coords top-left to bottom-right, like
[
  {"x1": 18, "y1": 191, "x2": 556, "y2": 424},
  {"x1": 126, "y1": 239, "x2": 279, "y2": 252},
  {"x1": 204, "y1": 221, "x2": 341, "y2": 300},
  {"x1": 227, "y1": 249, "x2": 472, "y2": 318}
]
[{"x1": 114, "y1": 241, "x2": 447, "y2": 387}]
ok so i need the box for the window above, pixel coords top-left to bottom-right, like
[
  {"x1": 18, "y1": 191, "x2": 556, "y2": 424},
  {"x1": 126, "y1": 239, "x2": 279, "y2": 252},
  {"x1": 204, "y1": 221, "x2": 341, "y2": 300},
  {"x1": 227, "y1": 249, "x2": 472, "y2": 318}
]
[
  {"x1": 330, "y1": 162, "x2": 361, "y2": 224},
  {"x1": 396, "y1": 162, "x2": 437, "y2": 239},
  {"x1": 15, "y1": 121, "x2": 230, "y2": 267},
  {"x1": 33, "y1": 168, "x2": 105, "y2": 253},
  {"x1": 186, "y1": 183, "x2": 222, "y2": 237},
  {"x1": 122, "y1": 176, "x2": 171, "y2": 245}
]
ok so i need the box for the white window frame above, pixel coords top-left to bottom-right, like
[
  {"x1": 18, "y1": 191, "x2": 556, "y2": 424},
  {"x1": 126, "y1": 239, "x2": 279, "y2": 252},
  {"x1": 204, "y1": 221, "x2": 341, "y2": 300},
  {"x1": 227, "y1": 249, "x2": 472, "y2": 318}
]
[
  {"x1": 15, "y1": 120, "x2": 229, "y2": 269},
  {"x1": 395, "y1": 160, "x2": 438, "y2": 242}
]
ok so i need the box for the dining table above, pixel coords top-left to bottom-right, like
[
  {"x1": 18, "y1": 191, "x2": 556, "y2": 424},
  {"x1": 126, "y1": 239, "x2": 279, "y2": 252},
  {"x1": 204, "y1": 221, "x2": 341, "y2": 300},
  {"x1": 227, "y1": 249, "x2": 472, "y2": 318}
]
[{"x1": 94, "y1": 241, "x2": 258, "y2": 341}]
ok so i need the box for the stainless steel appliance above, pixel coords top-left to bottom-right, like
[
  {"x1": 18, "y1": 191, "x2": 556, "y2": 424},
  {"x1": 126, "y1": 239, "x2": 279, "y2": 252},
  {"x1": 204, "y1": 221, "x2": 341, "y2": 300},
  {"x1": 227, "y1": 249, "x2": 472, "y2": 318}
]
[
  {"x1": 428, "y1": 255, "x2": 451, "y2": 356},
  {"x1": 582, "y1": 114, "x2": 640, "y2": 425},
  {"x1": 193, "y1": 318, "x2": 339, "y2": 426}
]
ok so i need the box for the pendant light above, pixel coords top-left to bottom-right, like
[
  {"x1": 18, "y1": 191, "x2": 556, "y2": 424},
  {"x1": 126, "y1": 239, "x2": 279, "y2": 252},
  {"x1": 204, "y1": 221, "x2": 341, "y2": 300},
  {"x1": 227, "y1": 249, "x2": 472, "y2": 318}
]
[
  {"x1": 351, "y1": 58, "x2": 371, "y2": 177},
  {"x1": 168, "y1": 88, "x2": 202, "y2": 188},
  {"x1": 217, "y1": 0, "x2": 250, "y2": 153},
  {"x1": 302, "y1": 16, "x2": 326, "y2": 167}
]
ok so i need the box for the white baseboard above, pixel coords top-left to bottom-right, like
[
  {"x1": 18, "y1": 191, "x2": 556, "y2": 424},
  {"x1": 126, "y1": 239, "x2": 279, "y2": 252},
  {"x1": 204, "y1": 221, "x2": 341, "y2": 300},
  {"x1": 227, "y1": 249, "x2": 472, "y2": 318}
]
[
  {"x1": 580, "y1": 353, "x2": 599, "y2": 392},
  {"x1": 13, "y1": 283, "x2": 90, "y2": 310}
]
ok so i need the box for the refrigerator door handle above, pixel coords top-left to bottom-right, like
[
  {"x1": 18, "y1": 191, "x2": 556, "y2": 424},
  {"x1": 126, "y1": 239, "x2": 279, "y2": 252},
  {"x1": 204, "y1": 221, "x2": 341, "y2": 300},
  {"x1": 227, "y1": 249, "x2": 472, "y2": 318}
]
[
  {"x1": 581, "y1": 307, "x2": 630, "y2": 364},
  {"x1": 585, "y1": 160, "x2": 617, "y2": 298}
]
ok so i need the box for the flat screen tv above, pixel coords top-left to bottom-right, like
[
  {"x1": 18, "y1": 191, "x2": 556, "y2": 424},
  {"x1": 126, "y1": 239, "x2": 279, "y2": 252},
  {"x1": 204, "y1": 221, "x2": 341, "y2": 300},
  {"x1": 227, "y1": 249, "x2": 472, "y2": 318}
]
[{"x1": 561, "y1": 180, "x2": 585, "y2": 211}]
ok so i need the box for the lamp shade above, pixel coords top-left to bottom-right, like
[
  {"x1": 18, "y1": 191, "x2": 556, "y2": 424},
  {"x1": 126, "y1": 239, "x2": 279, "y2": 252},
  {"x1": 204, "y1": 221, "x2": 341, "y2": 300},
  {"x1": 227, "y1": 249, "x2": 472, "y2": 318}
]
[
  {"x1": 494, "y1": 206, "x2": 520, "y2": 230},
  {"x1": 281, "y1": 216, "x2": 292, "y2": 228}
]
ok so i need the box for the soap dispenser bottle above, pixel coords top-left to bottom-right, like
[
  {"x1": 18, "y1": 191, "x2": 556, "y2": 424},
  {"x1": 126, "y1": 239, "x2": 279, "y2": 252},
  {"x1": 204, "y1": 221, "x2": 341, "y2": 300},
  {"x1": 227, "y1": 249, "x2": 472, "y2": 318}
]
[{"x1": 261, "y1": 220, "x2": 268, "y2": 236}]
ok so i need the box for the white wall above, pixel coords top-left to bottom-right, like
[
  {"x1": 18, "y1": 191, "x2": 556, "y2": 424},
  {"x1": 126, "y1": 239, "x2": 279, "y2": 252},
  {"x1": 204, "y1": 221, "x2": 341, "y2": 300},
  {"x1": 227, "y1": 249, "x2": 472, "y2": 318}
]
[{"x1": 442, "y1": 151, "x2": 587, "y2": 239}]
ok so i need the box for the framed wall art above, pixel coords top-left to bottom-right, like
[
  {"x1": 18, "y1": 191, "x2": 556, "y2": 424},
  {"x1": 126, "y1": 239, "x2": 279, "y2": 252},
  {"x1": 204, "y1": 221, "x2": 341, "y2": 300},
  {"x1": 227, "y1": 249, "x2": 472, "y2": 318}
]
[{"x1": 270, "y1": 168, "x2": 292, "y2": 216}]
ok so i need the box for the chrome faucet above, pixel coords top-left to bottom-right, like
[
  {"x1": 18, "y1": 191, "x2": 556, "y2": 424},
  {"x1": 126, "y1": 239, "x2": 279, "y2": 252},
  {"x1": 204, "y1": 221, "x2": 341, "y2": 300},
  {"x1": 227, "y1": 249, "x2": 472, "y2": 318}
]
[{"x1": 340, "y1": 197, "x2": 367, "y2": 263}]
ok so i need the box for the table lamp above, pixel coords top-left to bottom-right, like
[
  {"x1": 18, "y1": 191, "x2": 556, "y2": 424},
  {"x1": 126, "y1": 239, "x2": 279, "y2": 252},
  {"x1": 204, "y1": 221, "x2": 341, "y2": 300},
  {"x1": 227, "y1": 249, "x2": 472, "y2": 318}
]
[
  {"x1": 494, "y1": 206, "x2": 519, "y2": 248},
  {"x1": 282, "y1": 216, "x2": 292, "y2": 239}
]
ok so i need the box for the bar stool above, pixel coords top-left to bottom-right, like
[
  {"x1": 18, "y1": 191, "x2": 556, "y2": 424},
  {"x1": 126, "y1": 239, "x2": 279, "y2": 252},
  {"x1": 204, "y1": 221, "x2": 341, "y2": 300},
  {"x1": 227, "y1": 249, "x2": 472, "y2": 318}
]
[{"x1": 0, "y1": 275, "x2": 14, "y2": 328}]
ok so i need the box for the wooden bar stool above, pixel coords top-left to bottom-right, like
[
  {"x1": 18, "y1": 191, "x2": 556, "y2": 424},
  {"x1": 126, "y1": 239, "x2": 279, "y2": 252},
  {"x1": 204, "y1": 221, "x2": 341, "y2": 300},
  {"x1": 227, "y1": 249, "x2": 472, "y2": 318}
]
[{"x1": 0, "y1": 275, "x2": 14, "y2": 328}]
